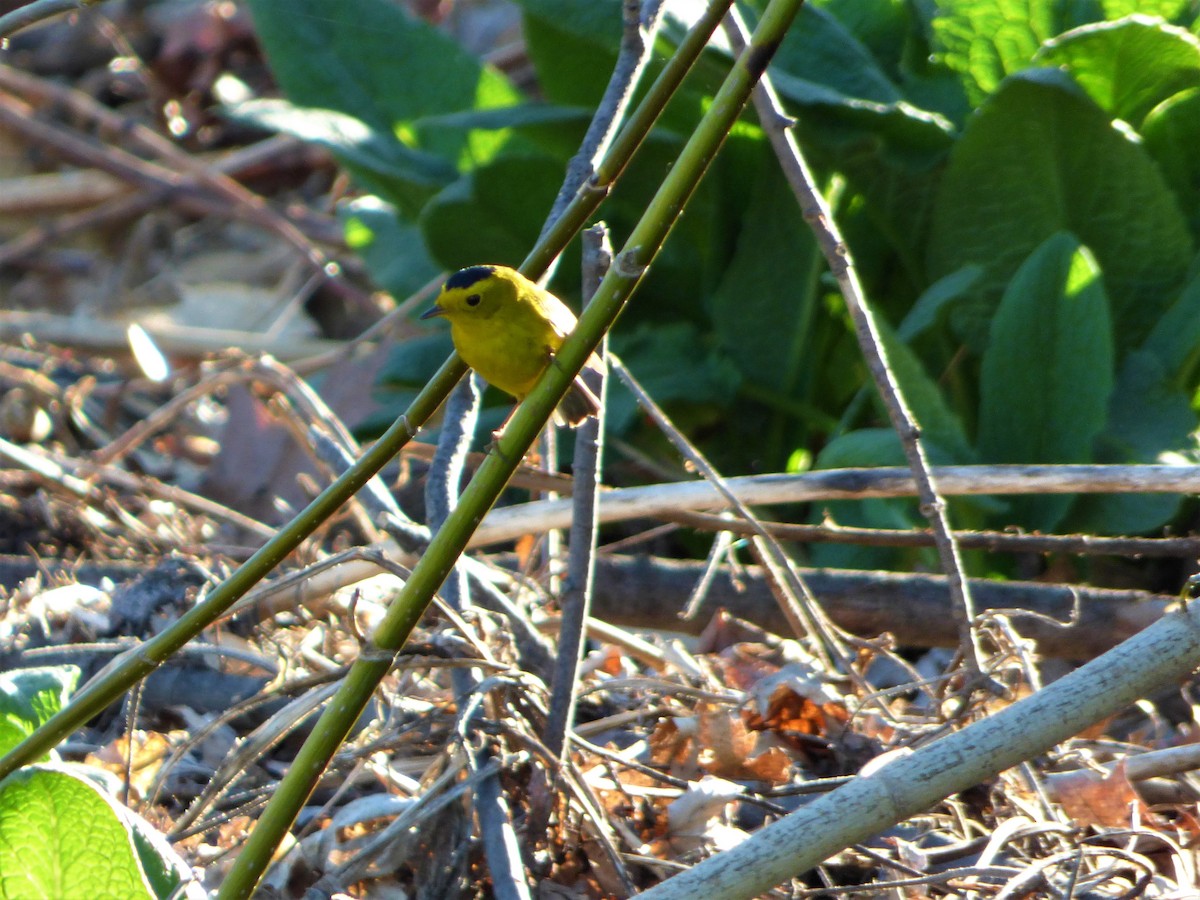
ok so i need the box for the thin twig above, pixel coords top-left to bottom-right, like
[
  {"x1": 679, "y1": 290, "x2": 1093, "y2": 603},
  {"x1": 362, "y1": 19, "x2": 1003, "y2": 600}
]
[
  {"x1": 668, "y1": 508, "x2": 1200, "y2": 558},
  {"x1": 722, "y1": 8, "x2": 989, "y2": 684},
  {"x1": 0, "y1": 64, "x2": 364, "y2": 306},
  {"x1": 0, "y1": 0, "x2": 94, "y2": 39},
  {"x1": 545, "y1": 225, "x2": 611, "y2": 764},
  {"x1": 539, "y1": 0, "x2": 666, "y2": 249},
  {"x1": 608, "y1": 355, "x2": 854, "y2": 676}
]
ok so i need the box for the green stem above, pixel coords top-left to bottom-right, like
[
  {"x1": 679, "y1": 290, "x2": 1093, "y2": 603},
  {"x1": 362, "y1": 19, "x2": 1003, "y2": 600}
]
[
  {"x1": 218, "y1": 1, "x2": 805, "y2": 896},
  {"x1": 522, "y1": 0, "x2": 735, "y2": 277}
]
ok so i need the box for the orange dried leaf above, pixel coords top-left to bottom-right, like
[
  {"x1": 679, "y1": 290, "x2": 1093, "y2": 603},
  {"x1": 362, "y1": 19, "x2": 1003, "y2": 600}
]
[{"x1": 1046, "y1": 762, "x2": 1146, "y2": 829}]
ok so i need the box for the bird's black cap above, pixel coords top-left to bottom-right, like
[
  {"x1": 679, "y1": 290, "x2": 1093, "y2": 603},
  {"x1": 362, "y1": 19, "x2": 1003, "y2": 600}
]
[{"x1": 445, "y1": 265, "x2": 495, "y2": 291}]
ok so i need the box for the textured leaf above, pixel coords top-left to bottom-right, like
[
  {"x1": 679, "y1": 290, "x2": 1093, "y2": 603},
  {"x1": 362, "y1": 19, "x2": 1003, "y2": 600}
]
[
  {"x1": 245, "y1": 0, "x2": 521, "y2": 169},
  {"x1": 931, "y1": 0, "x2": 1061, "y2": 102},
  {"x1": 1142, "y1": 88, "x2": 1200, "y2": 233},
  {"x1": 607, "y1": 324, "x2": 741, "y2": 431},
  {"x1": 927, "y1": 70, "x2": 1193, "y2": 349},
  {"x1": 1070, "y1": 349, "x2": 1195, "y2": 533},
  {"x1": 708, "y1": 162, "x2": 821, "y2": 392},
  {"x1": 0, "y1": 766, "x2": 155, "y2": 899},
  {"x1": 419, "y1": 156, "x2": 565, "y2": 271},
  {"x1": 977, "y1": 233, "x2": 1114, "y2": 529},
  {"x1": 339, "y1": 198, "x2": 442, "y2": 300},
  {"x1": 877, "y1": 323, "x2": 974, "y2": 463},
  {"x1": 897, "y1": 266, "x2": 983, "y2": 341},
  {"x1": 225, "y1": 100, "x2": 455, "y2": 214},
  {"x1": 1034, "y1": 16, "x2": 1200, "y2": 126},
  {"x1": 0, "y1": 667, "x2": 78, "y2": 760}
]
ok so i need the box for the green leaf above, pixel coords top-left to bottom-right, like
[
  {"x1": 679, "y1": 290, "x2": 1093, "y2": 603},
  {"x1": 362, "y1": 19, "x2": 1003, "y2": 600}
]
[
  {"x1": 878, "y1": 322, "x2": 974, "y2": 463},
  {"x1": 379, "y1": 332, "x2": 457, "y2": 388},
  {"x1": 225, "y1": 100, "x2": 455, "y2": 215},
  {"x1": 1068, "y1": 272, "x2": 1200, "y2": 531},
  {"x1": 816, "y1": 0, "x2": 913, "y2": 74},
  {"x1": 927, "y1": 70, "x2": 1193, "y2": 349},
  {"x1": 1140, "y1": 272, "x2": 1200, "y2": 379},
  {"x1": 897, "y1": 265, "x2": 982, "y2": 341},
  {"x1": 0, "y1": 766, "x2": 158, "y2": 899},
  {"x1": 244, "y1": 0, "x2": 522, "y2": 166},
  {"x1": 770, "y1": 73, "x2": 956, "y2": 162},
  {"x1": 513, "y1": 0, "x2": 622, "y2": 53},
  {"x1": 769, "y1": 4, "x2": 904, "y2": 104},
  {"x1": 977, "y1": 233, "x2": 1114, "y2": 529},
  {"x1": 708, "y1": 162, "x2": 821, "y2": 392},
  {"x1": 1142, "y1": 87, "x2": 1200, "y2": 233},
  {"x1": 409, "y1": 104, "x2": 594, "y2": 160},
  {"x1": 931, "y1": 0, "x2": 1061, "y2": 103},
  {"x1": 607, "y1": 324, "x2": 741, "y2": 431},
  {"x1": 118, "y1": 796, "x2": 201, "y2": 900},
  {"x1": 520, "y1": 6, "x2": 620, "y2": 107},
  {"x1": 1069, "y1": 349, "x2": 1196, "y2": 533},
  {"x1": 1101, "y1": 0, "x2": 1192, "y2": 21},
  {"x1": 1033, "y1": 16, "x2": 1200, "y2": 126},
  {"x1": 0, "y1": 667, "x2": 78, "y2": 759},
  {"x1": 419, "y1": 156, "x2": 566, "y2": 271},
  {"x1": 809, "y1": 429, "x2": 924, "y2": 571}
]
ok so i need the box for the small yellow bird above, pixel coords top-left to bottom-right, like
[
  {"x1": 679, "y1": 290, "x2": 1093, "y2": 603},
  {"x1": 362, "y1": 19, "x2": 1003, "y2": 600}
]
[{"x1": 421, "y1": 265, "x2": 603, "y2": 426}]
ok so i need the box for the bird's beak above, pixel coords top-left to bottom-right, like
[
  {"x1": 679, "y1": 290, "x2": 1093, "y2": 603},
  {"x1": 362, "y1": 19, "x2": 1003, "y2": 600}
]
[{"x1": 420, "y1": 304, "x2": 445, "y2": 320}]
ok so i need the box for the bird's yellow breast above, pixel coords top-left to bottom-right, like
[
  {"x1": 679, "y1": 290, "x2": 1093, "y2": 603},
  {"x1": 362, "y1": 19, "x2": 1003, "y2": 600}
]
[{"x1": 450, "y1": 312, "x2": 560, "y2": 398}]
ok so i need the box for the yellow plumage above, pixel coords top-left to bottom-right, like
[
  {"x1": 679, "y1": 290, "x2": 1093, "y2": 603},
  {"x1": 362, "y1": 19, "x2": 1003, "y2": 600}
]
[{"x1": 421, "y1": 265, "x2": 603, "y2": 426}]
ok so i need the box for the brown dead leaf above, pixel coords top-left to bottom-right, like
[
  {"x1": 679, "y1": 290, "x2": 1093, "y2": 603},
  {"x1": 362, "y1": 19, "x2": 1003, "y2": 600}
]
[
  {"x1": 711, "y1": 642, "x2": 780, "y2": 692},
  {"x1": 648, "y1": 705, "x2": 798, "y2": 784},
  {"x1": 744, "y1": 681, "x2": 851, "y2": 753},
  {"x1": 1046, "y1": 762, "x2": 1152, "y2": 829},
  {"x1": 201, "y1": 345, "x2": 388, "y2": 522}
]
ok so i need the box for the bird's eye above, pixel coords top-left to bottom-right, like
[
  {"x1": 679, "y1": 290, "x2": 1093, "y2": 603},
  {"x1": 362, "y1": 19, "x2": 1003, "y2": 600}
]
[{"x1": 466, "y1": 294, "x2": 481, "y2": 307}]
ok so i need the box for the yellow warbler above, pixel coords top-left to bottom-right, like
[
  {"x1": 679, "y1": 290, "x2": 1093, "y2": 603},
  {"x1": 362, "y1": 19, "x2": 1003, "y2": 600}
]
[{"x1": 421, "y1": 265, "x2": 603, "y2": 426}]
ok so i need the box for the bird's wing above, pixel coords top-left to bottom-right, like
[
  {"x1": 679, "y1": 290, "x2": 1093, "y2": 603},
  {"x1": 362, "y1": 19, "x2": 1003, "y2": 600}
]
[{"x1": 535, "y1": 291, "x2": 580, "y2": 341}]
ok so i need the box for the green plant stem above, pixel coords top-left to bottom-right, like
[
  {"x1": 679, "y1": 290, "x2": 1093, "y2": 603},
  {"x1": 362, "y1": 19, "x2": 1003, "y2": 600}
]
[
  {"x1": 0, "y1": 355, "x2": 466, "y2": 780},
  {"x1": 522, "y1": 0, "x2": 735, "y2": 277},
  {"x1": 217, "y1": 1, "x2": 805, "y2": 895}
]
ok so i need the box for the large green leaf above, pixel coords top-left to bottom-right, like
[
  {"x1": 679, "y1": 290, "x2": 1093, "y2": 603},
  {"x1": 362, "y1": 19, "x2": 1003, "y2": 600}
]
[
  {"x1": 245, "y1": 0, "x2": 521, "y2": 164},
  {"x1": 419, "y1": 156, "x2": 566, "y2": 271},
  {"x1": 816, "y1": 0, "x2": 912, "y2": 74},
  {"x1": 1033, "y1": 16, "x2": 1200, "y2": 126},
  {"x1": 768, "y1": 4, "x2": 904, "y2": 104},
  {"x1": 877, "y1": 322, "x2": 974, "y2": 463},
  {"x1": 513, "y1": 0, "x2": 623, "y2": 53},
  {"x1": 1070, "y1": 349, "x2": 1196, "y2": 533},
  {"x1": 927, "y1": 70, "x2": 1193, "y2": 349},
  {"x1": 708, "y1": 161, "x2": 821, "y2": 393},
  {"x1": 0, "y1": 766, "x2": 158, "y2": 899},
  {"x1": 977, "y1": 233, "x2": 1114, "y2": 530},
  {"x1": 607, "y1": 324, "x2": 741, "y2": 431},
  {"x1": 520, "y1": 5, "x2": 620, "y2": 107},
  {"x1": 931, "y1": 0, "x2": 1061, "y2": 103},
  {"x1": 224, "y1": 100, "x2": 455, "y2": 215},
  {"x1": 0, "y1": 667, "x2": 78, "y2": 759},
  {"x1": 1142, "y1": 88, "x2": 1200, "y2": 234},
  {"x1": 1101, "y1": 0, "x2": 1192, "y2": 21},
  {"x1": 897, "y1": 266, "x2": 983, "y2": 341},
  {"x1": 1140, "y1": 271, "x2": 1200, "y2": 379}
]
